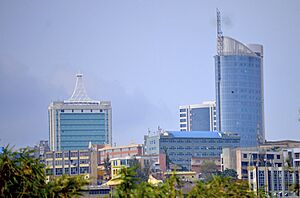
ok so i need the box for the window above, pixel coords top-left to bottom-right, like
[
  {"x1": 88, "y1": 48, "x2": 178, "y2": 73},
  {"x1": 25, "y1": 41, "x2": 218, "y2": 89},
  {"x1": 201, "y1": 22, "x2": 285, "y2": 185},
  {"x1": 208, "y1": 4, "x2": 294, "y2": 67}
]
[
  {"x1": 243, "y1": 154, "x2": 247, "y2": 158},
  {"x1": 71, "y1": 167, "x2": 78, "y2": 175},
  {"x1": 55, "y1": 168, "x2": 63, "y2": 175},
  {"x1": 46, "y1": 169, "x2": 53, "y2": 175},
  {"x1": 277, "y1": 155, "x2": 280, "y2": 159},
  {"x1": 180, "y1": 109, "x2": 186, "y2": 112},
  {"x1": 180, "y1": 124, "x2": 186, "y2": 128},
  {"x1": 55, "y1": 153, "x2": 63, "y2": 158},
  {"x1": 267, "y1": 154, "x2": 274, "y2": 160},
  {"x1": 80, "y1": 167, "x2": 89, "y2": 174}
]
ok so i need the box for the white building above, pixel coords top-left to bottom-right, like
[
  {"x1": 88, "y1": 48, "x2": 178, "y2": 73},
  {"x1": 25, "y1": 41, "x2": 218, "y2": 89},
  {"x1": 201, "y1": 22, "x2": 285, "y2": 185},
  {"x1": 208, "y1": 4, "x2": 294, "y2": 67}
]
[{"x1": 179, "y1": 101, "x2": 216, "y2": 131}]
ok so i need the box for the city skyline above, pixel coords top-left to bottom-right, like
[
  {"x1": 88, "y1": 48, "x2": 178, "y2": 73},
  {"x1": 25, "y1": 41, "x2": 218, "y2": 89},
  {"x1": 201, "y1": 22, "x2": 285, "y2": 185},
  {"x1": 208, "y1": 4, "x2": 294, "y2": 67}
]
[{"x1": 0, "y1": 1, "x2": 300, "y2": 147}]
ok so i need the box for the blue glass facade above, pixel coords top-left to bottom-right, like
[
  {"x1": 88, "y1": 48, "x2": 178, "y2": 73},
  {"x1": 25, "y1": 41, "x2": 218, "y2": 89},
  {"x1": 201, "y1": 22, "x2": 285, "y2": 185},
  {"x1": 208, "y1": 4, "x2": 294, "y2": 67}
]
[
  {"x1": 49, "y1": 74, "x2": 112, "y2": 151},
  {"x1": 144, "y1": 131, "x2": 240, "y2": 170},
  {"x1": 215, "y1": 37, "x2": 264, "y2": 147},
  {"x1": 190, "y1": 108, "x2": 210, "y2": 131},
  {"x1": 179, "y1": 101, "x2": 216, "y2": 131},
  {"x1": 59, "y1": 113, "x2": 108, "y2": 150}
]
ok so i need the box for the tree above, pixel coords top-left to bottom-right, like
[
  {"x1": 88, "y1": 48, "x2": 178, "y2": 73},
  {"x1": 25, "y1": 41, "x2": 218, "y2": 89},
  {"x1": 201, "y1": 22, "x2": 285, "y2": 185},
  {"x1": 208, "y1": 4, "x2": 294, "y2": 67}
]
[
  {"x1": 188, "y1": 176, "x2": 256, "y2": 198},
  {"x1": 47, "y1": 174, "x2": 88, "y2": 198},
  {"x1": 0, "y1": 145, "x2": 88, "y2": 198},
  {"x1": 219, "y1": 168, "x2": 238, "y2": 179},
  {"x1": 0, "y1": 146, "x2": 48, "y2": 197},
  {"x1": 199, "y1": 161, "x2": 219, "y2": 181},
  {"x1": 114, "y1": 166, "x2": 138, "y2": 198},
  {"x1": 103, "y1": 154, "x2": 111, "y2": 180}
]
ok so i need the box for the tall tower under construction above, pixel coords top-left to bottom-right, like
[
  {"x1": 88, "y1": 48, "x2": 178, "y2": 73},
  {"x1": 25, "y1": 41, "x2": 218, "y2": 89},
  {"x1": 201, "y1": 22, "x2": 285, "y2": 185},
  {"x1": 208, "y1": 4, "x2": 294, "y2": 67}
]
[{"x1": 215, "y1": 9, "x2": 265, "y2": 147}]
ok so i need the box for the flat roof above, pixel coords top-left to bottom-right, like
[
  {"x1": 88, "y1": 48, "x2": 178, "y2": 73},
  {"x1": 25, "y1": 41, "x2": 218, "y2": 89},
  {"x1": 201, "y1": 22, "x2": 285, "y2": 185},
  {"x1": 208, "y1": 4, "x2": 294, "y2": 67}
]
[{"x1": 166, "y1": 131, "x2": 222, "y2": 139}]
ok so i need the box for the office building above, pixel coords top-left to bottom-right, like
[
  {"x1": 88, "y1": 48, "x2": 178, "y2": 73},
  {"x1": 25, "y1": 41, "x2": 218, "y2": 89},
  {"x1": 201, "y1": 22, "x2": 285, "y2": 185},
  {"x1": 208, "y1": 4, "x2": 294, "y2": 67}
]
[
  {"x1": 48, "y1": 73, "x2": 112, "y2": 151},
  {"x1": 43, "y1": 149, "x2": 98, "y2": 184},
  {"x1": 179, "y1": 101, "x2": 216, "y2": 131},
  {"x1": 222, "y1": 147, "x2": 300, "y2": 196},
  {"x1": 215, "y1": 10, "x2": 264, "y2": 147},
  {"x1": 144, "y1": 129, "x2": 240, "y2": 170}
]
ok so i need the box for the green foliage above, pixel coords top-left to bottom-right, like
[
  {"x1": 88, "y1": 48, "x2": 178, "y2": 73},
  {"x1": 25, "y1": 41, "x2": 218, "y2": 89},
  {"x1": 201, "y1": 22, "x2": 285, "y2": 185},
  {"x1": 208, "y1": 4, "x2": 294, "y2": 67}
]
[
  {"x1": 0, "y1": 145, "x2": 87, "y2": 198},
  {"x1": 47, "y1": 175, "x2": 88, "y2": 198},
  {"x1": 199, "y1": 161, "x2": 219, "y2": 181},
  {"x1": 0, "y1": 146, "x2": 47, "y2": 198},
  {"x1": 188, "y1": 176, "x2": 256, "y2": 198},
  {"x1": 219, "y1": 168, "x2": 238, "y2": 179},
  {"x1": 114, "y1": 166, "x2": 138, "y2": 198},
  {"x1": 114, "y1": 167, "x2": 182, "y2": 198}
]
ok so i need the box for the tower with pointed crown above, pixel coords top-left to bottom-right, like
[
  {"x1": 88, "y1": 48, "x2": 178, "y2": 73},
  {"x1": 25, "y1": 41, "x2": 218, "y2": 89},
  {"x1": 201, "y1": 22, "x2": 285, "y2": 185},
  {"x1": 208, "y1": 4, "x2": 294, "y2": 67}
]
[{"x1": 48, "y1": 73, "x2": 112, "y2": 151}]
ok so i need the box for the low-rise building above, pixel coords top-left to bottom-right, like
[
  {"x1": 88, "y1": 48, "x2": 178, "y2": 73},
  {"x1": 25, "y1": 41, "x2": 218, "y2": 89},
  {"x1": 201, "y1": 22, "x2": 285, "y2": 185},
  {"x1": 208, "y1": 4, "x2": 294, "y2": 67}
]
[
  {"x1": 191, "y1": 157, "x2": 221, "y2": 173},
  {"x1": 144, "y1": 130, "x2": 240, "y2": 170},
  {"x1": 97, "y1": 143, "x2": 143, "y2": 164},
  {"x1": 110, "y1": 155, "x2": 161, "y2": 179}
]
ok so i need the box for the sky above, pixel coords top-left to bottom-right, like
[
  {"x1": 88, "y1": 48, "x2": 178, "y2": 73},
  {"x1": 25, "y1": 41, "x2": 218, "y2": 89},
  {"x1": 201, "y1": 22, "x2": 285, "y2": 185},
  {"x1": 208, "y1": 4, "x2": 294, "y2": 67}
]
[{"x1": 0, "y1": 0, "x2": 300, "y2": 148}]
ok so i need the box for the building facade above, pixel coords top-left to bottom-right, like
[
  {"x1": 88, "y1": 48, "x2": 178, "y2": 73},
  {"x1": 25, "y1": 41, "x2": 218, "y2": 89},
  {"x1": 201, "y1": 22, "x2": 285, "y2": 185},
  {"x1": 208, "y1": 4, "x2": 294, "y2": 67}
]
[
  {"x1": 96, "y1": 143, "x2": 143, "y2": 164},
  {"x1": 179, "y1": 101, "x2": 216, "y2": 131},
  {"x1": 215, "y1": 35, "x2": 265, "y2": 147},
  {"x1": 248, "y1": 166, "x2": 300, "y2": 197},
  {"x1": 43, "y1": 149, "x2": 98, "y2": 184},
  {"x1": 48, "y1": 74, "x2": 112, "y2": 151},
  {"x1": 222, "y1": 147, "x2": 300, "y2": 196},
  {"x1": 144, "y1": 130, "x2": 240, "y2": 170}
]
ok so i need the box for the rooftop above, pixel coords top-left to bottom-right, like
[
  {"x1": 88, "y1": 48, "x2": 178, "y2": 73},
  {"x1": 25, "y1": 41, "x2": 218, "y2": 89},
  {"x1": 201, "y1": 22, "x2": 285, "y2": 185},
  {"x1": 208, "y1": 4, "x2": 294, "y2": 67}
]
[{"x1": 164, "y1": 131, "x2": 222, "y2": 139}]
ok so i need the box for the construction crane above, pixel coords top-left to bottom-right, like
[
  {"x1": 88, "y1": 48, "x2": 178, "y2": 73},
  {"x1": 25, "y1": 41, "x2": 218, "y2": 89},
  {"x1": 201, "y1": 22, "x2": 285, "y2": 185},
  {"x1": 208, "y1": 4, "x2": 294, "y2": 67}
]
[{"x1": 217, "y1": 8, "x2": 223, "y2": 55}]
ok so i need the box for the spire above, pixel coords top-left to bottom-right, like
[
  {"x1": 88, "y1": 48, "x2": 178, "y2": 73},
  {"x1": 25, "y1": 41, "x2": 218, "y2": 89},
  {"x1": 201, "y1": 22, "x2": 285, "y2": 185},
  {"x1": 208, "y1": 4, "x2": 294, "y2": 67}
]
[{"x1": 66, "y1": 73, "x2": 95, "y2": 103}]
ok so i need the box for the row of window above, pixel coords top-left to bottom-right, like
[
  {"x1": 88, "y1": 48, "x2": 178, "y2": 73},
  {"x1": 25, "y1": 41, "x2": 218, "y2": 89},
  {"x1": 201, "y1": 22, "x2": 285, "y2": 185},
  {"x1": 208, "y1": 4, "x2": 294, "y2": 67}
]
[
  {"x1": 46, "y1": 167, "x2": 89, "y2": 176},
  {"x1": 61, "y1": 109, "x2": 104, "y2": 113}
]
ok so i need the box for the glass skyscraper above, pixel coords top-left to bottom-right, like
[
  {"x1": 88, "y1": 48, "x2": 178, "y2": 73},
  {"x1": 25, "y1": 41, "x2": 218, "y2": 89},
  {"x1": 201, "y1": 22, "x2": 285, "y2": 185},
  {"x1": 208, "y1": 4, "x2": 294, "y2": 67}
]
[
  {"x1": 215, "y1": 36, "x2": 265, "y2": 147},
  {"x1": 48, "y1": 74, "x2": 112, "y2": 151}
]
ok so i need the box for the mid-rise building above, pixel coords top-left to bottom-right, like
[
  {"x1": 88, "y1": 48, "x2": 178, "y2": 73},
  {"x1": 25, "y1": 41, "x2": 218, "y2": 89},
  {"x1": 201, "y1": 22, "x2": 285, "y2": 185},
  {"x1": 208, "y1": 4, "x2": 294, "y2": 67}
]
[
  {"x1": 144, "y1": 130, "x2": 240, "y2": 170},
  {"x1": 43, "y1": 149, "x2": 98, "y2": 184},
  {"x1": 215, "y1": 10, "x2": 265, "y2": 147},
  {"x1": 222, "y1": 147, "x2": 300, "y2": 196},
  {"x1": 179, "y1": 101, "x2": 216, "y2": 131},
  {"x1": 48, "y1": 73, "x2": 112, "y2": 151}
]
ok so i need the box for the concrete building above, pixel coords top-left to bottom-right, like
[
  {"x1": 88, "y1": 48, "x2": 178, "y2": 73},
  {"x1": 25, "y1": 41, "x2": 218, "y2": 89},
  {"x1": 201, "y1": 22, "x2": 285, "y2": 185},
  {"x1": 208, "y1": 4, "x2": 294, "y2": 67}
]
[
  {"x1": 144, "y1": 130, "x2": 240, "y2": 170},
  {"x1": 43, "y1": 148, "x2": 98, "y2": 184},
  {"x1": 215, "y1": 10, "x2": 265, "y2": 147},
  {"x1": 96, "y1": 143, "x2": 143, "y2": 164},
  {"x1": 179, "y1": 101, "x2": 216, "y2": 131},
  {"x1": 222, "y1": 146, "x2": 300, "y2": 193},
  {"x1": 248, "y1": 166, "x2": 300, "y2": 197},
  {"x1": 48, "y1": 73, "x2": 112, "y2": 151},
  {"x1": 110, "y1": 155, "x2": 161, "y2": 179}
]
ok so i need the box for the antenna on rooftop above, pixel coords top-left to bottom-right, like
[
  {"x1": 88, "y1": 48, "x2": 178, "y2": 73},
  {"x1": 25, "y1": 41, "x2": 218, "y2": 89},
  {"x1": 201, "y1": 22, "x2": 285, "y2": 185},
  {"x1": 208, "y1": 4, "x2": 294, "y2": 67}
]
[{"x1": 216, "y1": 8, "x2": 223, "y2": 55}]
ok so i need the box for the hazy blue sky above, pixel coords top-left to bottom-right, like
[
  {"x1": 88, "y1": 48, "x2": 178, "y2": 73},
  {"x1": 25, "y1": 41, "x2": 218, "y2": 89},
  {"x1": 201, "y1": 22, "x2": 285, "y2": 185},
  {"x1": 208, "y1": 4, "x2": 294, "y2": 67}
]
[{"x1": 0, "y1": 0, "x2": 300, "y2": 147}]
